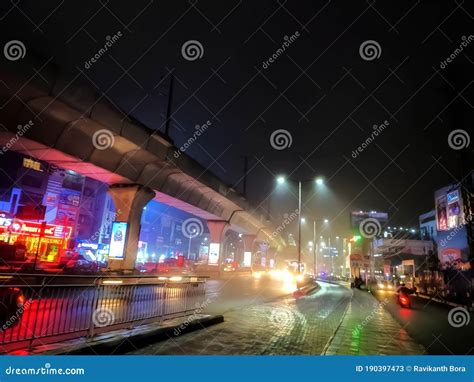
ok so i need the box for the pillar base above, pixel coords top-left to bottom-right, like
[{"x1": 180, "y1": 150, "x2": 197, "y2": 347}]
[{"x1": 107, "y1": 184, "x2": 155, "y2": 272}]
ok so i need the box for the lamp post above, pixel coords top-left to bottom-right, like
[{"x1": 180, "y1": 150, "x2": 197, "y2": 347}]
[
  {"x1": 312, "y1": 218, "x2": 329, "y2": 278},
  {"x1": 297, "y1": 181, "x2": 302, "y2": 273},
  {"x1": 276, "y1": 176, "x2": 324, "y2": 275},
  {"x1": 313, "y1": 220, "x2": 316, "y2": 277}
]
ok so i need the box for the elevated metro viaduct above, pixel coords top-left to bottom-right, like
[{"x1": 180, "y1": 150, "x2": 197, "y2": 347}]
[{"x1": 0, "y1": 56, "x2": 285, "y2": 273}]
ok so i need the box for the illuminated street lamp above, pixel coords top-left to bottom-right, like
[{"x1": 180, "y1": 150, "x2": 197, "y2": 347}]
[{"x1": 275, "y1": 175, "x2": 325, "y2": 274}]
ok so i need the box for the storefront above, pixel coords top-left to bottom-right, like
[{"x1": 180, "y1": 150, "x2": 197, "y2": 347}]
[{"x1": 0, "y1": 217, "x2": 72, "y2": 263}]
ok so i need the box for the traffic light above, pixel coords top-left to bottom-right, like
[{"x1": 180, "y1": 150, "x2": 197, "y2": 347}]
[{"x1": 350, "y1": 235, "x2": 361, "y2": 242}]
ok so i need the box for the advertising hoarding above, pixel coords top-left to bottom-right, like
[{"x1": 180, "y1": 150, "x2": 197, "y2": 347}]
[
  {"x1": 109, "y1": 221, "x2": 127, "y2": 260},
  {"x1": 435, "y1": 186, "x2": 464, "y2": 231},
  {"x1": 436, "y1": 194, "x2": 448, "y2": 231},
  {"x1": 447, "y1": 189, "x2": 463, "y2": 229},
  {"x1": 208, "y1": 243, "x2": 220, "y2": 265},
  {"x1": 350, "y1": 211, "x2": 388, "y2": 230}
]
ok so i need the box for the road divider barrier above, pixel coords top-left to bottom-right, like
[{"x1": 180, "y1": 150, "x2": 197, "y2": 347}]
[{"x1": 0, "y1": 274, "x2": 207, "y2": 353}]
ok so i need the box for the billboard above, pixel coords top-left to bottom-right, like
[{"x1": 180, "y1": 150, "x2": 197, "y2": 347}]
[
  {"x1": 109, "y1": 221, "x2": 127, "y2": 260},
  {"x1": 447, "y1": 189, "x2": 463, "y2": 228},
  {"x1": 435, "y1": 186, "x2": 464, "y2": 231},
  {"x1": 351, "y1": 211, "x2": 388, "y2": 230},
  {"x1": 208, "y1": 243, "x2": 220, "y2": 265}
]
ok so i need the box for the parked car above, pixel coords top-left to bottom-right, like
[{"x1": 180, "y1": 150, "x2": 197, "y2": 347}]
[
  {"x1": 0, "y1": 243, "x2": 29, "y2": 271},
  {"x1": 63, "y1": 253, "x2": 99, "y2": 274},
  {"x1": 0, "y1": 287, "x2": 26, "y2": 329}
]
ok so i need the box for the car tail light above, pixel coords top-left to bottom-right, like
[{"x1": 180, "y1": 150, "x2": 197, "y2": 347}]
[
  {"x1": 400, "y1": 296, "x2": 409, "y2": 304},
  {"x1": 16, "y1": 294, "x2": 25, "y2": 306}
]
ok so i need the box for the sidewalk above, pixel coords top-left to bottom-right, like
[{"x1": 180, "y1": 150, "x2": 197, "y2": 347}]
[
  {"x1": 324, "y1": 289, "x2": 425, "y2": 355},
  {"x1": 10, "y1": 315, "x2": 224, "y2": 355}
]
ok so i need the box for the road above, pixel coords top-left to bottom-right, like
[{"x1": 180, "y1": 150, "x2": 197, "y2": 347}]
[
  {"x1": 372, "y1": 289, "x2": 474, "y2": 355},
  {"x1": 129, "y1": 280, "x2": 352, "y2": 355},
  {"x1": 202, "y1": 275, "x2": 299, "y2": 315}
]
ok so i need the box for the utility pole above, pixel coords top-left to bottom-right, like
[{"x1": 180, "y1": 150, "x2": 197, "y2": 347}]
[
  {"x1": 243, "y1": 156, "x2": 248, "y2": 199},
  {"x1": 313, "y1": 220, "x2": 317, "y2": 277},
  {"x1": 164, "y1": 74, "x2": 174, "y2": 137},
  {"x1": 297, "y1": 181, "x2": 302, "y2": 273},
  {"x1": 329, "y1": 236, "x2": 332, "y2": 275}
]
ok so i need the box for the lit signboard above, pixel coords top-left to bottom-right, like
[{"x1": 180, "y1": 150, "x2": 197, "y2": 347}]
[
  {"x1": 208, "y1": 243, "x2": 220, "y2": 265},
  {"x1": 8, "y1": 220, "x2": 72, "y2": 239},
  {"x1": 243, "y1": 251, "x2": 252, "y2": 267},
  {"x1": 350, "y1": 211, "x2": 388, "y2": 230},
  {"x1": 109, "y1": 221, "x2": 128, "y2": 260},
  {"x1": 436, "y1": 186, "x2": 464, "y2": 231},
  {"x1": 0, "y1": 213, "x2": 13, "y2": 227},
  {"x1": 22, "y1": 158, "x2": 43, "y2": 172}
]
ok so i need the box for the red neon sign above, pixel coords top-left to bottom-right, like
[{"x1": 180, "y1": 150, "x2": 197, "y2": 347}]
[{"x1": 10, "y1": 221, "x2": 72, "y2": 239}]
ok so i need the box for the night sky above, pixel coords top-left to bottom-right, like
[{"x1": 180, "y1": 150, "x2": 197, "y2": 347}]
[{"x1": 0, "y1": 0, "x2": 473, "y2": 236}]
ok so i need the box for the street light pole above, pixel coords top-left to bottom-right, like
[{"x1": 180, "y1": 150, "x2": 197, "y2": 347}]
[
  {"x1": 329, "y1": 236, "x2": 333, "y2": 275},
  {"x1": 297, "y1": 181, "x2": 302, "y2": 274},
  {"x1": 276, "y1": 176, "x2": 325, "y2": 275},
  {"x1": 313, "y1": 220, "x2": 317, "y2": 278}
]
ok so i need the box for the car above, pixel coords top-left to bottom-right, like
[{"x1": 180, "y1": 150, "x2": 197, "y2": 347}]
[
  {"x1": 376, "y1": 280, "x2": 394, "y2": 290},
  {"x1": 0, "y1": 287, "x2": 27, "y2": 330},
  {"x1": 64, "y1": 254, "x2": 99, "y2": 274}
]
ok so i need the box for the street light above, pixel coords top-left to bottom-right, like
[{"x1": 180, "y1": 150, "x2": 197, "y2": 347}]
[
  {"x1": 275, "y1": 175, "x2": 324, "y2": 274},
  {"x1": 313, "y1": 218, "x2": 329, "y2": 278}
]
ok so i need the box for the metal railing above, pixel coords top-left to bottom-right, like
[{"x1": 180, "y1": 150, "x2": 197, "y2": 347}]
[{"x1": 0, "y1": 274, "x2": 207, "y2": 352}]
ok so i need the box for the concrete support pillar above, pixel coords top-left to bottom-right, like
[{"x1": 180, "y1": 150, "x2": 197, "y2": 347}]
[
  {"x1": 241, "y1": 234, "x2": 256, "y2": 267},
  {"x1": 206, "y1": 220, "x2": 228, "y2": 267},
  {"x1": 259, "y1": 241, "x2": 269, "y2": 267},
  {"x1": 267, "y1": 247, "x2": 277, "y2": 268},
  {"x1": 107, "y1": 184, "x2": 155, "y2": 273}
]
